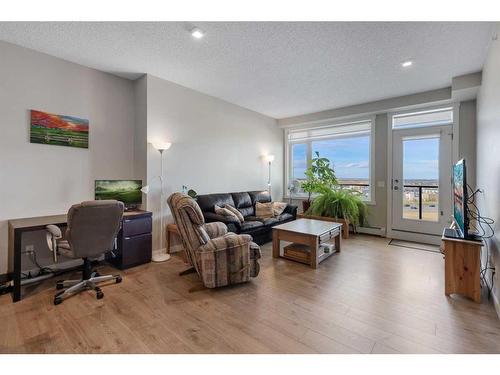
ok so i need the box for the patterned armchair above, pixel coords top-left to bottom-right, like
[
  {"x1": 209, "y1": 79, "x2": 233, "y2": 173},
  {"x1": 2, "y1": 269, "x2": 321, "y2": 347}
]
[{"x1": 167, "y1": 192, "x2": 261, "y2": 288}]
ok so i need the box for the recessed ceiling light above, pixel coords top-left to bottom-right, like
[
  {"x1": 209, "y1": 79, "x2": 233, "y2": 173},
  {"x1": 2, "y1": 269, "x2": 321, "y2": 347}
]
[
  {"x1": 401, "y1": 60, "x2": 413, "y2": 68},
  {"x1": 191, "y1": 27, "x2": 204, "y2": 39}
]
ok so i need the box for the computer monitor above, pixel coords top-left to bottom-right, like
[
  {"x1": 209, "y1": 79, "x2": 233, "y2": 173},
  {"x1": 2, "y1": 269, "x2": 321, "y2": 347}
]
[
  {"x1": 95, "y1": 180, "x2": 142, "y2": 208},
  {"x1": 452, "y1": 159, "x2": 468, "y2": 238}
]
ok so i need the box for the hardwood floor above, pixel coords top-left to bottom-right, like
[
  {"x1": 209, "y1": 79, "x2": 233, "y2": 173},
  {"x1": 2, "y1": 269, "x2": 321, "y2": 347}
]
[{"x1": 1, "y1": 234, "x2": 500, "y2": 353}]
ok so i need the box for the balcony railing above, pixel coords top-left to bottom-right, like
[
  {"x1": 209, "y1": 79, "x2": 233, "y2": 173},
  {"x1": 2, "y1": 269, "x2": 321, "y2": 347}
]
[{"x1": 403, "y1": 184, "x2": 438, "y2": 220}]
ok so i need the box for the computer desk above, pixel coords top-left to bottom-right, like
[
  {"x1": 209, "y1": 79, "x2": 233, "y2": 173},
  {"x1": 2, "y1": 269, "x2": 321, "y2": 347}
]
[
  {"x1": 8, "y1": 214, "x2": 67, "y2": 302},
  {"x1": 7, "y1": 210, "x2": 152, "y2": 303}
]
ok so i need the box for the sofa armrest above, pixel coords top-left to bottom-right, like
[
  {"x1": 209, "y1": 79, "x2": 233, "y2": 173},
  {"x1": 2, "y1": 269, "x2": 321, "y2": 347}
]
[
  {"x1": 203, "y1": 212, "x2": 240, "y2": 225},
  {"x1": 283, "y1": 204, "x2": 298, "y2": 219}
]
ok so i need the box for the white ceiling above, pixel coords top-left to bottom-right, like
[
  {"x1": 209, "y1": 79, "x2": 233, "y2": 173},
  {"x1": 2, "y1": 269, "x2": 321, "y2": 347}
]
[{"x1": 0, "y1": 22, "x2": 496, "y2": 119}]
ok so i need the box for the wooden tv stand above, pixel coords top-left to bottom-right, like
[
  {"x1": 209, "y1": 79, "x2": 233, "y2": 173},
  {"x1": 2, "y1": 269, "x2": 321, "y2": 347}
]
[{"x1": 441, "y1": 229, "x2": 484, "y2": 303}]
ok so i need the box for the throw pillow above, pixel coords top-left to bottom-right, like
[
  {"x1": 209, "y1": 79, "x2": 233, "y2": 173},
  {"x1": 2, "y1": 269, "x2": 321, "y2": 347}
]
[
  {"x1": 255, "y1": 201, "x2": 274, "y2": 219},
  {"x1": 214, "y1": 205, "x2": 239, "y2": 221},
  {"x1": 272, "y1": 202, "x2": 288, "y2": 217},
  {"x1": 224, "y1": 204, "x2": 245, "y2": 223}
]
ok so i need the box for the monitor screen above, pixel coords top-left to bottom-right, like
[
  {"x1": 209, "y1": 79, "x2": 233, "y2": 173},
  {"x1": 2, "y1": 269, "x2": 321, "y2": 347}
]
[
  {"x1": 95, "y1": 180, "x2": 142, "y2": 206},
  {"x1": 452, "y1": 159, "x2": 467, "y2": 237}
]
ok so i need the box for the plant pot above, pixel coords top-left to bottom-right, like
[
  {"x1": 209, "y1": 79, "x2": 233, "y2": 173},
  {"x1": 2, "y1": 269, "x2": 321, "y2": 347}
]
[{"x1": 302, "y1": 200, "x2": 311, "y2": 212}]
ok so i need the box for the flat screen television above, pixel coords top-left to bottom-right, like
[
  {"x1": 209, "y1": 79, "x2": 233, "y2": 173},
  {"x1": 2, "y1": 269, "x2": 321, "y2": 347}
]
[
  {"x1": 452, "y1": 159, "x2": 468, "y2": 238},
  {"x1": 95, "y1": 180, "x2": 142, "y2": 208}
]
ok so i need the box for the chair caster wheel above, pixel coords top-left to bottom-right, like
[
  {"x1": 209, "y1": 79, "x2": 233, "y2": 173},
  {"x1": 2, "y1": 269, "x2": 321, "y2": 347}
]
[
  {"x1": 56, "y1": 281, "x2": 64, "y2": 290},
  {"x1": 54, "y1": 297, "x2": 63, "y2": 305},
  {"x1": 96, "y1": 291, "x2": 104, "y2": 299},
  {"x1": 115, "y1": 276, "x2": 122, "y2": 284}
]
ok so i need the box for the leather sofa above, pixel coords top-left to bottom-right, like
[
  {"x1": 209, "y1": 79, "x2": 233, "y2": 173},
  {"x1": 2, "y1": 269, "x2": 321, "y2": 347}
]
[{"x1": 196, "y1": 190, "x2": 297, "y2": 245}]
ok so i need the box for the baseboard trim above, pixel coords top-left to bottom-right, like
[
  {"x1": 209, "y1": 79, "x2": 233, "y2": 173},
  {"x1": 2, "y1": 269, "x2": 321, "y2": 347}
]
[{"x1": 357, "y1": 226, "x2": 386, "y2": 236}]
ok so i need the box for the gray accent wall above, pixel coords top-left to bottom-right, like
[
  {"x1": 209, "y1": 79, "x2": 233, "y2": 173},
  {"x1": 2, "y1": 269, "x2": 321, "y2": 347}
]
[
  {"x1": 476, "y1": 24, "x2": 500, "y2": 317},
  {"x1": 0, "y1": 41, "x2": 137, "y2": 274}
]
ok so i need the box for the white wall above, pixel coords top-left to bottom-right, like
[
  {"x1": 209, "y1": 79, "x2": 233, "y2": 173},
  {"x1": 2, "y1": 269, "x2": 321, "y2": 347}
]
[
  {"x1": 0, "y1": 41, "x2": 136, "y2": 274},
  {"x1": 476, "y1": 24, "x2": 500, "y2": 317},
  {"x1": 144, "y1": 74, "x2": 282, "y2": 251}
]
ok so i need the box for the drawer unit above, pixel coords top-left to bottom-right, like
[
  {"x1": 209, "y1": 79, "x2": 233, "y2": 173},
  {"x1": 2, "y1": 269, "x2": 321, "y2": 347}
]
[
  {"x1": 107, "y1": 210, "x2": 153, "y2": 270},
  {"x1": 122, "y1": 216, "x2": 152, "y2": 237}
]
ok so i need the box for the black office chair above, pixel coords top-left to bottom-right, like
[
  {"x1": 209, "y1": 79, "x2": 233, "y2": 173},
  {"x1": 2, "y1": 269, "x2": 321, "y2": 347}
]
[{"x1": 46, "y1": 200, "x2": 124, "y2": 305}]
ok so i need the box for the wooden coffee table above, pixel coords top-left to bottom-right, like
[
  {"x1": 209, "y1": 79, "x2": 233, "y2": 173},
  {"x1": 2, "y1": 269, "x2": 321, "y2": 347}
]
[{"x1": 272, "y1": 219, "x2": 342, "y2": 269}]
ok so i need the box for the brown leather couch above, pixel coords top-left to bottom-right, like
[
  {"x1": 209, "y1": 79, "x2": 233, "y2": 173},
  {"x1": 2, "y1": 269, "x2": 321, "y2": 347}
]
[{"x1": 196, "y1": 190, "x2": 297, "y2": 245}]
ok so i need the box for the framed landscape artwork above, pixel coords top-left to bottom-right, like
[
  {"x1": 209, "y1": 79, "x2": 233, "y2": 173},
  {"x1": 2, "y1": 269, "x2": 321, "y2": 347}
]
[{"x1": 30, "y1": 109, "x2": 89, "y2": 148}]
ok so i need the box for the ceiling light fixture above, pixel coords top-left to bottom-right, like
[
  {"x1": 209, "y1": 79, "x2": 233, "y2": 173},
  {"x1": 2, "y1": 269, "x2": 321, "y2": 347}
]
[
  {"x1": 401, "y1": 60, "x2": 413, "y2": 68},
  {"x1": 191, "y1": 27, "x2": 205, "y2": 39}
]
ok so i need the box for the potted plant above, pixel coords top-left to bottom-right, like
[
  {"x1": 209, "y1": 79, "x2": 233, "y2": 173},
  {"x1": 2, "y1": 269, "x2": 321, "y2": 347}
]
[
  {"x1": 300, "y1": 151, "x2": 337, "y2": 211},
  {"x1": 305, "y1": 188, "x2": 368, "y2": 233}
]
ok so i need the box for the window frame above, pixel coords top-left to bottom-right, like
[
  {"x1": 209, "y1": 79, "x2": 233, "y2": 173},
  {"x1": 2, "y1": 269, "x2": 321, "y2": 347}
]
[{"x1": 284, "y1": 115, "x2": 376, "y2": 205}]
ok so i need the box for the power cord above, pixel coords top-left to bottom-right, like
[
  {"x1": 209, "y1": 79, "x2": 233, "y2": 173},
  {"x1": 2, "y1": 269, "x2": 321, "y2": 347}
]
[
  {"x1": 20, "y1": 249, "x2": 55, "y2": 280},
  {"x1": 466, "y1": 184, "x2": 496, "y2": 299}
]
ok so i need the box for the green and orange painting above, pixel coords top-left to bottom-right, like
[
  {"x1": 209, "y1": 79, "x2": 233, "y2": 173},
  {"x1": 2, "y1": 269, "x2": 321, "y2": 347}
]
[{"x1": 30, "y1": 110, "x2": 89, "y2": 148}]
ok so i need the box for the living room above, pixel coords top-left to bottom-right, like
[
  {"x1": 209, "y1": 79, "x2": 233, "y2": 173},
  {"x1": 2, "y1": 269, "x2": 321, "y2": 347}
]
[{"x1": 1, "y1": 0, "x2": 500, "y2": 372}]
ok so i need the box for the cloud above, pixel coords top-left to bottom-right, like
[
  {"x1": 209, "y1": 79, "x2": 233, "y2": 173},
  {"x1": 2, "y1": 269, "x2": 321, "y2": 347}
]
[{"x1": 339, "y1": 161, "x2": 369, "y2": 169}]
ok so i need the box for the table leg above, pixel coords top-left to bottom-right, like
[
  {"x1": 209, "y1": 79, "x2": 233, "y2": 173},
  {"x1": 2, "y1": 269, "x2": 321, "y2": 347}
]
[
  {"x1": 13, "y1": 229, "x2": 22, "y2": 302},
  {"x1": 272, "y1": 229, "x2": 280, "y2": 258},
  {"x1": 335, "y1": 228, "x2": 342, "y2": 253},
  {"x1": 310, "y1": 236, "x2": 319, "y2": 269}
]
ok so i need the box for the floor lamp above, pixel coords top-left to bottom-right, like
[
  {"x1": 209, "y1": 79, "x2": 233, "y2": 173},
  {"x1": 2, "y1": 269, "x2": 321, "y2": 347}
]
[
  {"x1": 149, "y1": 141, "x2": 172, "y2": 263},
  {"x1": 264, "y1": 154, "x2": 275, "y2": 195}
]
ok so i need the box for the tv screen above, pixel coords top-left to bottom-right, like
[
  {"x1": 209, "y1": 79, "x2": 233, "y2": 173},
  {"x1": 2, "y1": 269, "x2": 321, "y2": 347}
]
[
  {"x1": 95, "y1": 180, "x2": 142, "y2": 205},
  {"x1": 452, "y1": 159, "x2": 467, "y2": 238}
]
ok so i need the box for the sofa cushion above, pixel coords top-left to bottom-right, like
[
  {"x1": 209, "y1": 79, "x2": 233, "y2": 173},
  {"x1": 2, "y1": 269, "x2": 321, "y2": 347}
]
[
  {"x1": 226, "y1": 223, "x2": 238, "y2": 233},
  {"x1": 231, "y1": 192, "x2": 252, "y2": 208},
  {"x1": 248, "y1": 190, "x2": 272, "y2": 205},
  {"x1": 272, "y1": 202, "x2": 288, "y2": 217},
  {"x1": 214, "y1": 205, "x2": 240, "y2": 221},
  {"x1": 231, "y1": 192, "x2": 254, "y2": 217},
  {"x1": 239, "y1": 220, "x2": 264, "y2": 232},
  {"x1": 262, "y1": 217, "x2": 279, "y2": 226},
  {"x1": 197, "y1": 193, "x2": 235, "y2": 213},
  {"x1": 255, "y1": 201, "x2": 274, "y2": 219},
  {"x1": 224, "y1": 204, "x2": 245, "y2": 223},
  {"x1": 238, "y1": 207, "x2": 254, "y2": 218}
]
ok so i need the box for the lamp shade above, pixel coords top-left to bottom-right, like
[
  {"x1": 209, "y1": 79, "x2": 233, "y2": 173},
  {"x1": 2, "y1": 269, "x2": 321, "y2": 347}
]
[
  {"x1": 152, "y1": 142, "x2": 172, "y2": 151},
  {"x1": 264, "y1": 154, "x2": 275, "y2": 163}
]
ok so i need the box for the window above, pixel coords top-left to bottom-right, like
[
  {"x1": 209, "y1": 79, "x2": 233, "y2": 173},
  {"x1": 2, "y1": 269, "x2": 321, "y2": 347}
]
[
  {"x1": 286, "y1": 118, "x2": 374, "y2": 202},
  {"x1": 392, "y1": 107, "x2": 453, "y2": 129}
]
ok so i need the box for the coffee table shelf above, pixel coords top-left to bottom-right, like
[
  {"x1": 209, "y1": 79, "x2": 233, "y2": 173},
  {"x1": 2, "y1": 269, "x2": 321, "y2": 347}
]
[{"x1": 273, "y1": 219, "x2": 342, "y2": 268}]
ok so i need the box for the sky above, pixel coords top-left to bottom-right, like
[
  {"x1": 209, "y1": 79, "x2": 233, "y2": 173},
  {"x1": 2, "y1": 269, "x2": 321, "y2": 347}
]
[
  {"x1": 292, "y1": 135, "x2": 439, "y2": 181},
  {"x1": 402, "y1": 137, "x2": 439, "y2": 180}
]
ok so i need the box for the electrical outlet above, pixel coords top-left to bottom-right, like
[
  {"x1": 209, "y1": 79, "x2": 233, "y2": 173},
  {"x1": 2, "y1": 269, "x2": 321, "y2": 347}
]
[{"x1": 25, "y1": 245, "x2": 34, "y2": 253}]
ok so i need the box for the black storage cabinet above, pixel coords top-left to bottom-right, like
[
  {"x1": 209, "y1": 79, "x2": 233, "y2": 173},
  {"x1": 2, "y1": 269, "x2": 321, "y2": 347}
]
[{"x1": 107, "y1": 210, "x2": 152, "y2": 269}]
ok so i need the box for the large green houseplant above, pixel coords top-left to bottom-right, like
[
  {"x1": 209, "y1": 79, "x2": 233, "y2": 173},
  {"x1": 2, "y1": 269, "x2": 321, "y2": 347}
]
[
  {"x1": 301, "y1": 152, "x2": 368, "y2": 230},
  {"x1": 305, "y1": 188, "x2": 368, "y2": 228},
  {"x1": 301, "y1": 151, "x2": 337, "y2": 211}
]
